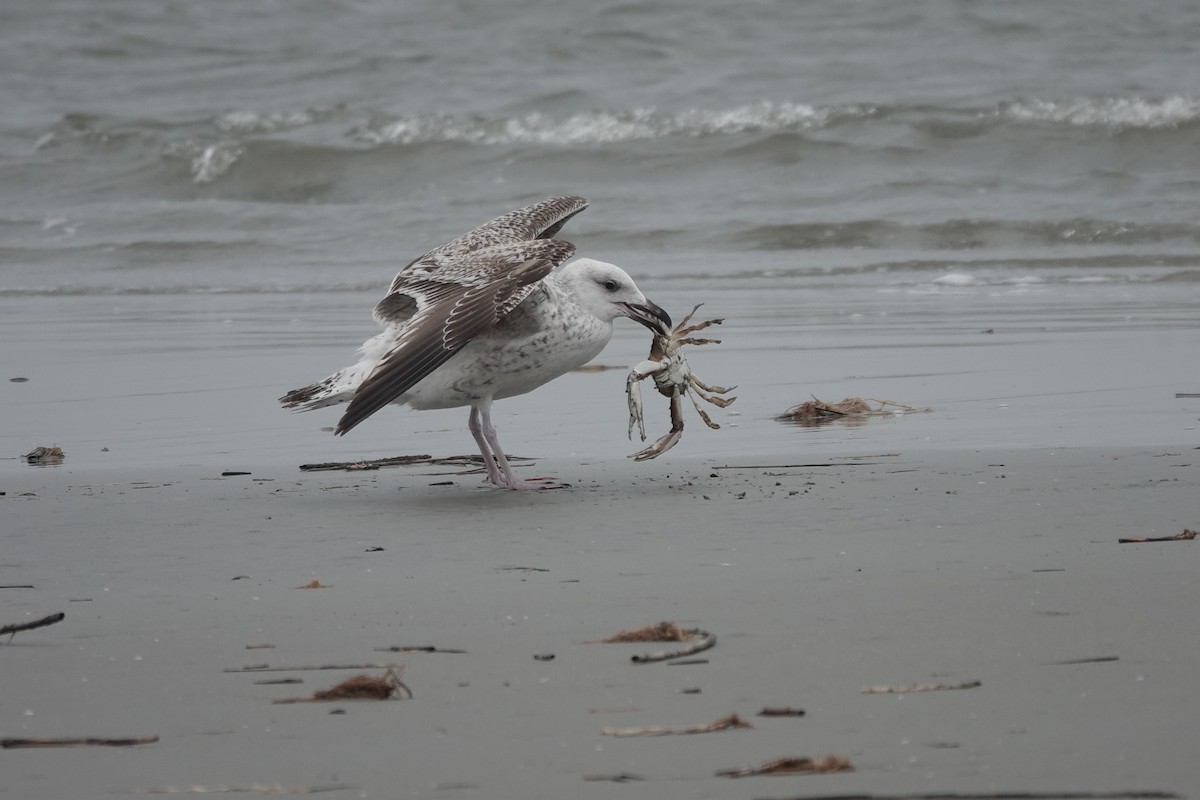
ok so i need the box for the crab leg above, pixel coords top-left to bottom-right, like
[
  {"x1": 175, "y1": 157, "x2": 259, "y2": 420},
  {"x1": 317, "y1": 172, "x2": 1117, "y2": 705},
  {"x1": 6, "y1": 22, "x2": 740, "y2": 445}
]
[
  {"x1": 631, "y1": 391, "x2": 684, "y2": 461},
  {"x1": 627, "y1": 358, "x2": 666, "y2": 442}
]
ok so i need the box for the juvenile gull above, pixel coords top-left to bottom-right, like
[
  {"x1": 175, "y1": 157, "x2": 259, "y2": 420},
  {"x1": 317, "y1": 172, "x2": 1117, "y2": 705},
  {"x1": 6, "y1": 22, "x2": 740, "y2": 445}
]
[{"x1": 280, "y1": 196, "x2": 670, "y2": 490}]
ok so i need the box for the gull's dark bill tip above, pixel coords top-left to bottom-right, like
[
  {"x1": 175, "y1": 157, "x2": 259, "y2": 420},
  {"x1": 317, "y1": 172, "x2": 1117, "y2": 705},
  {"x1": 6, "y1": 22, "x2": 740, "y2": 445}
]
[{"x1": 625, "y1": 300, "x2": 672, "y2": 336}]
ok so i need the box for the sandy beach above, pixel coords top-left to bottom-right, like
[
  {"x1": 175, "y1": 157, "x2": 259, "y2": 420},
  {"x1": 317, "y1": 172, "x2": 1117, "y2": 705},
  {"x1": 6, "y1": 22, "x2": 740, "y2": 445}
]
[
  {"x1": 7, "y1": 2, "x2": 1200, "y2": 796},
  {"x1": 4, "y1": 437, "x2": 1198, "y2": 798},
  {"x1": 4, "y1": 271, "x2": 1200, "y2": 799}
]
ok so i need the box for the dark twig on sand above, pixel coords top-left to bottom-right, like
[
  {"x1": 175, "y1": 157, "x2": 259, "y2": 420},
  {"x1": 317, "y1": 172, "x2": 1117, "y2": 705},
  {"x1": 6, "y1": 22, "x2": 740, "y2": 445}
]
[
  {"x1": 758, "y1": 706, "x2": 807, "y2": 717},
  {"x1": 1119, "y1": 528, "x2": 1196, "y2": 543},
  {"x1": 373, "y1": 645, "x2": 467, "y2": 654},
  {"x1": 223, "y1": 662, "x2": 405, "y2": 673},
  {"x1": 602, "y1": 712, "x2": 750, "y2": 737},
  {"x1": 299, "y1": 454, "x2": 432, "y2": 472},
  {"x1": 2, "y1": 611, "x2": 64, "y2": 642},
  {"x1": 2, "y1": 735, "x2": 158, "y2": 749},
  {"x1": 297, "y1": 453, "x2": 536, "y2": 473},
  {"x1": 716, "y1": 753, "x2": 852, "y2": 777}
]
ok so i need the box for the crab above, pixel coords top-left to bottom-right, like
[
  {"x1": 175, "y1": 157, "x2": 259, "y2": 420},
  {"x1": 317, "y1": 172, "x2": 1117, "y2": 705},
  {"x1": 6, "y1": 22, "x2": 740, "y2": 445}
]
[{"x1": 627, "y1": 304, "x2": 737, "y2": 461}]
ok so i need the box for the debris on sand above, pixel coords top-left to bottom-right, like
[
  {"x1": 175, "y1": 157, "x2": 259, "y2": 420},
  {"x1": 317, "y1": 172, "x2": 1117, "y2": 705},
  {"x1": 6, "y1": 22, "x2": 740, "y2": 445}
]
[
  {"x1": 777, "y1": 396, "x2": 929, "y2": 427},
  {"x1": 862, "y1": 680, "x2": 981, "y2": 694},
  {"x1": 2, "y1": 611, "x2": 65, "y2": 643},
  {"x1": 587, "y1": 621, "x2": 696, "y2": 643},
  {"x1": 296, "y1": 580, "x2": 330, "y2": 589},
  {"x1": 297, "y1": 454, "x2": 537, "y2": 474},
  {"x1": 585, "y1": 621, "x2": 717, "y2": 664},
  {"x1": 602, "y1": 713, "x2": 750, "y2": 737},
  {"x1": 138, "y1": 783, "x2": 354, "y2": 794},
  {"x1": 24, "y1": 445, "x2": 65, "y2": 465},
  {"x1": 299, "y1": 454, "x2": 431, "y2": 472},
  {"x1": 757, "y1": 706, "x2": 806, "y2": 717},
  {"x1": 2, "y1": 735, "x2": 158, "y2": 749},
  {"x1": 273, "y1": 668, "x2": 411, "y2": 704},
  {"x1": 716, "y1": 753, "x2": 853, "y2": 777},
  {"x1": 1119, "y1": 528, "x2": 1196, "y2": 543}
]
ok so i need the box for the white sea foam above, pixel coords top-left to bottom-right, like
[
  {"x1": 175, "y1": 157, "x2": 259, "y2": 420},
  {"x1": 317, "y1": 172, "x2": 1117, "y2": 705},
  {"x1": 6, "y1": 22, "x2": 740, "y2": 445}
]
[
  {"x1": 189, "y1": 142, "x2": 242, "y2": 184},
  {"x1": 353, "y1": 102, "x2": 872, "y2": 146},
  {"x1": 1001, "y1": 96, "x2": 1200, "y2": 130},
  {"x1": 931, "y1": 272, "x2": 978, "y2": 287}
]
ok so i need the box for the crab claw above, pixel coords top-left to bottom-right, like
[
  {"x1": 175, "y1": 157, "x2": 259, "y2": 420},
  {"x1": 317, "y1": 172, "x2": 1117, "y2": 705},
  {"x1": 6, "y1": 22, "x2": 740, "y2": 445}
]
[{"x1": 630, "y1": 428, "x2": 682, "y2": 462}]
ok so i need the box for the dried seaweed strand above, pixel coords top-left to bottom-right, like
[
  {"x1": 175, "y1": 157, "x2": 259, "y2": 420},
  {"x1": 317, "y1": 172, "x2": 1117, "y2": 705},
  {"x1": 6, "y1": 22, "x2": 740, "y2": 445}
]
[
  {"x1": 586, "y1": 621, "x2": 696, "y2": 643},
  {"x1": 273, "y1": 668, "x2": 411, "y2": 704},
  {"x1": 717, "y1": 753, "x2": 852, "y2": 777},
  {"x1": 138, "y1": 784, "x2": 354, "y2": 795},
  {"x1": 602, "y1": 712, "x2": 749, "y2": 737},
  {"x1": 862, "y1": 680, "x2": 981, "y2": 694},
  {"x1": 632, "y1": 629, "x2": 716, "y2": 664}
]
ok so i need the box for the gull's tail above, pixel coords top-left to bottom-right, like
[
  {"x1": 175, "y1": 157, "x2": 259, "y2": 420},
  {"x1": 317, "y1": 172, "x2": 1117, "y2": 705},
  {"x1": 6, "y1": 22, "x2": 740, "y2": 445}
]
[{"x1": 279, "y1": 362, "x2": 374, "y2": 411}]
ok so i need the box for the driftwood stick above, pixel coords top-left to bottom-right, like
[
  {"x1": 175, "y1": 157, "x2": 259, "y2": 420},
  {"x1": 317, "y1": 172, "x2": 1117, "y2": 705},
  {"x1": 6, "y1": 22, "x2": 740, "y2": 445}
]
[
  {"x1": 2, "y1": 735, "x2": 157, "y2": 749},
  {"x1": 223, "y1": 662, "x2": 405, "y2": 673},
  {"x1": 602, "y1": 713, "x2": 750, "y2": 737},
  {"x1": 631, "y1": 629, "x2": 716, "y2": 664},
  {"x1": 1118, "y1": 528, "x2": 1196, "y2": 543},
  {"x1": 862, "y1": 680, "x2": 981, "y2": 694},
  {"x1": 1, "y1": 611, "x2": 65, "y2": 642},
  {"x1": 138, "y1": 783, "x2": 354, "y2": 795}
]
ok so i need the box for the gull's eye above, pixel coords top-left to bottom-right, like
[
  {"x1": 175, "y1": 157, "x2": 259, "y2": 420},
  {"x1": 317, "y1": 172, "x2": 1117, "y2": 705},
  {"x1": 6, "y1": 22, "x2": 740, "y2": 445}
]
[{"x1": 603, "y1": 279, "x2": 619, "y2": 292}]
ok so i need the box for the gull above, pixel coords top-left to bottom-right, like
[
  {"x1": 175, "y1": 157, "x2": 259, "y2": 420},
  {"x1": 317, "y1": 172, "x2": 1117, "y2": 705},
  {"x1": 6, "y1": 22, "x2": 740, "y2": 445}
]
[{"x1": 280, "y1": 196, "x2": 671, "y2": 489}]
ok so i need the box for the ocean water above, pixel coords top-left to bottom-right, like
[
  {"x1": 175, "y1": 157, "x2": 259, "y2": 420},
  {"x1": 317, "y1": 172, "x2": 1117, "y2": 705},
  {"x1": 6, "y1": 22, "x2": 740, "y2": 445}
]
[{"x1": 3, "y1": 0, "x2": 1198, "y2": 471}]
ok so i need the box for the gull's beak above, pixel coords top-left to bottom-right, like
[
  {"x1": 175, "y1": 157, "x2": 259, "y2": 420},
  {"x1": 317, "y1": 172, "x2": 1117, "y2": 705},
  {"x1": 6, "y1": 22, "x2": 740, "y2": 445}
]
[{"x1": 618, "y1": 300, "x2": 672, "y2": 337}]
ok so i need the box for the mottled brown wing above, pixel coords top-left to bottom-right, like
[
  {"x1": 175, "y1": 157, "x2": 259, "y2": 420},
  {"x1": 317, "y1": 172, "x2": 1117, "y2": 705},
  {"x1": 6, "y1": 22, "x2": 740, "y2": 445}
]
[
  {"x1": 378, "y1": 196, "x2": 588, "y2": 307},
  {"x1": 335, "y1": 239, "x2": 575, "y2": 435}
]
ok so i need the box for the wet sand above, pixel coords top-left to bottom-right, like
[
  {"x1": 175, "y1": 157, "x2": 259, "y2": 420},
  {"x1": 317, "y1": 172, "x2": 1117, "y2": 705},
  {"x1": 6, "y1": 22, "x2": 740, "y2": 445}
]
[
  {"x1": 4, "y1": 444, "x2": 1198, "y2": 798},
  {"x1": 4, "y1": 282, "x2": 1200, "y2": 797}
]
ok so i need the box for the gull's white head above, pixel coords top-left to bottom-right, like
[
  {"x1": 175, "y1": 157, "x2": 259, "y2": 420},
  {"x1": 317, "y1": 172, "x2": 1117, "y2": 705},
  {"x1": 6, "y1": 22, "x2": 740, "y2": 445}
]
[{"x1": 559, "y1": 257, "x2": 671, "y2": 334}]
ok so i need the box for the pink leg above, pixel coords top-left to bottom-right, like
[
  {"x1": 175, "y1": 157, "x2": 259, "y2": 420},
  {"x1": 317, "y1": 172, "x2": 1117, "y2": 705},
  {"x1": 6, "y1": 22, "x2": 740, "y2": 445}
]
[
  {"x1": 468, "y1": 404, "x2": 506, "y2": 487},
  {"x1": 471, "y1": 400, "x2": 563, "y2": 490}
]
